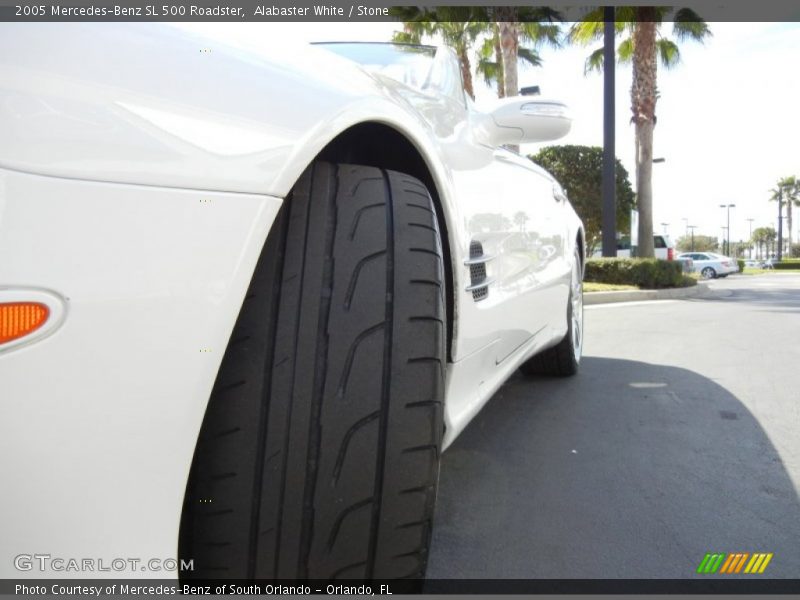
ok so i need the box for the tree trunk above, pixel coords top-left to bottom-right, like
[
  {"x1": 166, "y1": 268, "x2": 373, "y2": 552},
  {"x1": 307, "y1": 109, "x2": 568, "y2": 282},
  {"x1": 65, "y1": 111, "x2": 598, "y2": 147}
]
[
  {"x1": 635, "y1": 120, "x2": 655, "y2": 257},
  {"x1": 631, "y1": 10, "x2": 658, "y2": 258},
  {"x1": 787, "y1": 200, "x2": 793, "y2": 252},
  {"x1": 458, "y1": 48, "x2": 475, "y2": 99},
  {"x1": 496, "y1": 8, "x2": 519, "y2": 151},
  {"x1": 494, "y1": 27, "x2": 505, "y2": 98},
  {"x1": 498, "y1": 18, "x2": 518, "y2": 98}
]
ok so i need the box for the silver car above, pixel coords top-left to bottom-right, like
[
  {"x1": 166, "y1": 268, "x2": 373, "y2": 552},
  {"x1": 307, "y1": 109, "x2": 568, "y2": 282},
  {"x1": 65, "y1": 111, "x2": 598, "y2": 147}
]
[{"x1": 678, "y1": 252, "x2": 739, "y2": 279}]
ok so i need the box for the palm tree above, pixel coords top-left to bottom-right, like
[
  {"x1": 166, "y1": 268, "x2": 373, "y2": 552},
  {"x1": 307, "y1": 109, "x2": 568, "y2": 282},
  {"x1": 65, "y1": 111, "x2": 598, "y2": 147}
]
[
  {"x1": 477, "y1": 18, "x2": 561, "y2": 99},
  {"x1": 751, "y1": 228, "x2": 767, "y2": 260},
  {"x1": 752, "y1": 226, "x2": 778, "y2": 259},
  {"x1": 769, "y1": 176, "x2": 799, "y2": 255},
  {"x1": 513, "y1": 210, "x2": 530, "y2": 232},
  {"x1": 392, "y1": 7, "x2": 561, "y2": 104},
  {"x1": 569, "y1": 7, "x2": 711, "y2": 258},
  {"x1": 479, "y1": 8, "x2": 561, "y2": 99}
]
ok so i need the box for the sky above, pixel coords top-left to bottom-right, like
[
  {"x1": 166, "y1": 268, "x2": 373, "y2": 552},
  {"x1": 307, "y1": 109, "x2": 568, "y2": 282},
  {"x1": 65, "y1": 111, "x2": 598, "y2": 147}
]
[{"x1": 177, "y1": 21, "x2": 800, "y2": 245}]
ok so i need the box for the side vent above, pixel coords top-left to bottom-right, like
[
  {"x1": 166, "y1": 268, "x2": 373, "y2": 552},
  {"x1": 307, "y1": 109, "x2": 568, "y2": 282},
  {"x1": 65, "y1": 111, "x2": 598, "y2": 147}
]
[{"x1": 464, "y1": 240, "x2": 494, "y2": 302}]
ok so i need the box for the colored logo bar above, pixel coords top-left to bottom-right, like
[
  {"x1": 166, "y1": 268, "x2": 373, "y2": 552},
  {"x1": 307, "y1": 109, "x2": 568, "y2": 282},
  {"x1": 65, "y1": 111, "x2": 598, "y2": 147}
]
[{"x1": 697, "y1": 552, "x2": 773, "y2": 574}]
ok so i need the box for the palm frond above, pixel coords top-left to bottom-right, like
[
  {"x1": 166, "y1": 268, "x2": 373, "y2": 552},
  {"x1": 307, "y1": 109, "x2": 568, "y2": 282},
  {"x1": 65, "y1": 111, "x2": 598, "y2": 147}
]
[
  {"x1": 476, "y1": 58, "x2": 501, "y2": 87},
  {"x1": 568, "y1": 17, "x2": 605, "y2": 45},
  {"x1": 520, "y1": 22, "x2": 562, "y2": 48},
  {"x1": 657, "y1": 39, "x2": 681, "y2": 68},
  {"x1": 392, "y1": 30, "x2": 421, "y2": 44},
  {"x1": 475, "y1": 28, "x2": 502, "y2": 88},
  {"x1": 673, "y1": 8, "x2": 712, "y2": 42},
  {"x1": 613, "y1": 6, "x2": 641, "y2": 24},
  {"x1": 585, "y1": 46, "x2": 605, "y2": 74},
  {"x1": 518, "y1": 46, "x2": 543, "y2": 68},
  {"x1": 476, "y1": 34, "x2": 495, "y2": 60},
  {"x1": 617, "y1": 37, "x2": 634, "y2": 63}
]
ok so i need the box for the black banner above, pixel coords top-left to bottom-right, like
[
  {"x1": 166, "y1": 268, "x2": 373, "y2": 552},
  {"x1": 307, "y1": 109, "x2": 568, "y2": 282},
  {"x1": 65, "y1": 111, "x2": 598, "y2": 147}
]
[
  {"x1": 3, "y1": 579, "x2": 800, "y2": 595},
  {"x1": 2, "y1": 1, "x2": 800, "y2": 22}
]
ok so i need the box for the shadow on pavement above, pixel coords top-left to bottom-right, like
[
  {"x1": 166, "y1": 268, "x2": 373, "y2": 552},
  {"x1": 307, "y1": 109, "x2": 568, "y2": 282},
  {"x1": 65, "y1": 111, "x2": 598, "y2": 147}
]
[{"x1": 428, "y1": 357, "x2": 800, "y2": 579}]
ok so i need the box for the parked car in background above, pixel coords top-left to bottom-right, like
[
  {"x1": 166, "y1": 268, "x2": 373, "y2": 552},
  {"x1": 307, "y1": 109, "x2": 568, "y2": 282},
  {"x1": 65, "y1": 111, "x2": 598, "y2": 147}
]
[
  {"x1": 762, "y1": 257, "x2": 779, "y2": 269},
  {"x1": 616, "y1": 235, "x2": 675, "y2": 260},
  {"x1": 678, "y1": 252, "x2": 739, "y2": 278},
  {"x1": 591, "y1": 235, "x2": 676, "y2": 260},
  {"x1": 675, "y1": 255, "x2": 695, "y2": 273}
]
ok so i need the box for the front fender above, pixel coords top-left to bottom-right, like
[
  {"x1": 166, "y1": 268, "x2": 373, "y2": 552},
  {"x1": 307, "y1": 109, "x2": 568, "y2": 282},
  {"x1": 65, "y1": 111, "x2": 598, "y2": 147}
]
[{"x1": 0, "y1": 24, "x2": 449, "y2": 200}]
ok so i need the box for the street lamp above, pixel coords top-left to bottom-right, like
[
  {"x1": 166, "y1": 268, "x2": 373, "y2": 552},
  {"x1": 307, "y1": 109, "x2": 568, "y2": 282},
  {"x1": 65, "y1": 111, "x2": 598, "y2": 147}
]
[
  {"x1": 746, "y1": 218, "x2": 755, "y2": 258},
  {"x1": 720, "y1": 204, "x2": 736, "y2": 256},
  {"x1": 687, "y1": 225, "x2": 698, "y2": 251},
  {"x1": 776, "y1": 188, "x2": 784, "y2": 261},
  {"x1": 660, "y1": 222, "x2": 669, "y2": 235}
]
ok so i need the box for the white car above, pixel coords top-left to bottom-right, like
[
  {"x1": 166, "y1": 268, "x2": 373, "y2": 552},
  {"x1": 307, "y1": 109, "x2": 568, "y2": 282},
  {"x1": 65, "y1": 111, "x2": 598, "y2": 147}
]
[
  {"x1": 0, "y1": 26, "x2": 584, "y2": 582},
  {"x1": 678, "y1": 252, "x2": 739, "y2": 278}
]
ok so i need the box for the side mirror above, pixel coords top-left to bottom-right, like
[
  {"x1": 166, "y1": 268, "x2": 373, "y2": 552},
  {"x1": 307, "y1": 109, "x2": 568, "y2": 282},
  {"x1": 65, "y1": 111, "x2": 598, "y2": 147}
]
[{"x1": 473, "y1": 97, "x2": 572, "y2": 147}]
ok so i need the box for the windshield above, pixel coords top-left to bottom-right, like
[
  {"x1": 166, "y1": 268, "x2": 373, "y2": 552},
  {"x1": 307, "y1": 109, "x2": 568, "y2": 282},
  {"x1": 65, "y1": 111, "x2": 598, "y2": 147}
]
[
  {"x1": 314, "y1": 42, "x2": 465, "y2": 107},
  {"x1": 314, "y1": 42, "x2": 436, "y2": 90}
]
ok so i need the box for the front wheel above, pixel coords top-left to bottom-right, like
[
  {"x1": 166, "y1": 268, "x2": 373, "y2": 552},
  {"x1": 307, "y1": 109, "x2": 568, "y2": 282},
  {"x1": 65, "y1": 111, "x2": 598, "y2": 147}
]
[
  {"x1": 179, "y1": 162, "x2": 445, "y2": 581},
  {"x1": 520, "y1": 247, "x2": 583, "y2": 377},
  {"x1": 701, "y1": 266, "x2": 717, "y2": 279}
]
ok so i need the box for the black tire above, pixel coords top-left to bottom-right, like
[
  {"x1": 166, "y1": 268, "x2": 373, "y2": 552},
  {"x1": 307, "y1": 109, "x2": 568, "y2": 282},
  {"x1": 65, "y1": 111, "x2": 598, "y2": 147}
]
[
  {"x1": 179, "y1": 162, "x2": 445, "y2": 582},
  {"x1": 701, "y1": 266, "x2": 717, "y2": 279},
  {"x1": 519, "y1": 248, "x2": 582, "y2": 377}
]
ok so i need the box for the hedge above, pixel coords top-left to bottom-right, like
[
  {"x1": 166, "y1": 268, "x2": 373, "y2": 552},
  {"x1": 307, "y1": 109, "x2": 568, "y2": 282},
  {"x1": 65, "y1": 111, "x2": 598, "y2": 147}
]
[
  {"x1": 737, "y1": 259, "x2": 745, "y2": 273},
  {"x1": 585, "y1": 258, "x2": 688, "y2": 289},
  {"x1": 772, "y1": 261, "x2": 800, "y2": 270}
]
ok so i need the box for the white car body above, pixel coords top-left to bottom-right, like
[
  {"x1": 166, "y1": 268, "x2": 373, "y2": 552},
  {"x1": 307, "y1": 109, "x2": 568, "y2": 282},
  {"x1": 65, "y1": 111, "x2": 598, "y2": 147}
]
[
  {"x1": 0, "y1": 24, "x2": 584, "y2": 576},
  {"x1": 678, "y1": 252, "x2": 739, "y2": 278}
]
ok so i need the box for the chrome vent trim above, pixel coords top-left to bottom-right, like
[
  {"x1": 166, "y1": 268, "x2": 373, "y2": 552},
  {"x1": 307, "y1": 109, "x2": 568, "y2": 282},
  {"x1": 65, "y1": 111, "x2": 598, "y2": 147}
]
[
  {"x1": 466, "y1": 240, "x2": 492, "y2": 302},
  {"x1": 463, "y1": 254, "x2": 496, "y2": 266}
]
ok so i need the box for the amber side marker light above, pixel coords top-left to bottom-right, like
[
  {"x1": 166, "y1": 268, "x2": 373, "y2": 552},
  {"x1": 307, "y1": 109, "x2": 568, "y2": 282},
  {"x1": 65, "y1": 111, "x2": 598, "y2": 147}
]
[{"x1": 0, "y1": 302, "x2": 50, "y2": 345}]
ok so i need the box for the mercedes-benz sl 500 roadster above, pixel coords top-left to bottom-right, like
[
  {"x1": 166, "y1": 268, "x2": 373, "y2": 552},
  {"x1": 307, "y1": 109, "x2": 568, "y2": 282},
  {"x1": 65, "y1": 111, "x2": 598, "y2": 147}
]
[{"x1": 0, "y1": 25, "x2": 584, "y2": 581}]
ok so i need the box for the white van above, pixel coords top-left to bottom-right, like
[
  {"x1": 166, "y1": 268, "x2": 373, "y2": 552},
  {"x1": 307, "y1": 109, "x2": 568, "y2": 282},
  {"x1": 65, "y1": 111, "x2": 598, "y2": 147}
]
[{"x1": 615, "y1": 235, "x2": 675, "y2": 260}]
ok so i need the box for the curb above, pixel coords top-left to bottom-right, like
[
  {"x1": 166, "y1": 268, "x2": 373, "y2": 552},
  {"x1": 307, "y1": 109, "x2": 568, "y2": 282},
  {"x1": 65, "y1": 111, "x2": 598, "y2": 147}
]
[{"x1": 584, "y1": 281, "x2": 711, "y2": 305}]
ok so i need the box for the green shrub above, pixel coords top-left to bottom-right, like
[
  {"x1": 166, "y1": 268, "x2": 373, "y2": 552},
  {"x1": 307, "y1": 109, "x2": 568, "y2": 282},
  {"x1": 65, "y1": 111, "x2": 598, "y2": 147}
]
[
  {"x1": 585, "y1": 258, "x2": 686, "y2": 289},
  {"x1": 737, "y1": 259, "x2": 745, "y2": 272},
  {"x1": 772, "y1": 261, "x2": 800, "y2": 270}
]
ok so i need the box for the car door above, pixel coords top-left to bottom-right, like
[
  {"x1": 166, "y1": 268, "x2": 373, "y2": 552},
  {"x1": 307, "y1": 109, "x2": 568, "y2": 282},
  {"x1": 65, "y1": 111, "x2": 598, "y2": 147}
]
[
  {"x1": 452, "y1": 147, "x2": 568, "y2": 365},
  {"x1": 393, "y1": 47, "x2": 570, "y2": 364}
]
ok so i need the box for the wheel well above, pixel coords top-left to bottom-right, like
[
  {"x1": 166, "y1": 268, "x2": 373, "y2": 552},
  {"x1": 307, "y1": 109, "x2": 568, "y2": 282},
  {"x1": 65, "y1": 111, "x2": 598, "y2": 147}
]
[
  {"x1": 576, "y1": 230, "x2": 585, "y2": 275},
  {"x1": 317, "y1": 122, "x2": 455, "y2": 361}
]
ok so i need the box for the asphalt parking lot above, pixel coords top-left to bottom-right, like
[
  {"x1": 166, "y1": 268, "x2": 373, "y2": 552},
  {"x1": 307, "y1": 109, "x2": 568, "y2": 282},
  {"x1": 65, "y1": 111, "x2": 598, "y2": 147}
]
[{"x1": 428, "y1": 272, "x2": 800, "y2": 579}]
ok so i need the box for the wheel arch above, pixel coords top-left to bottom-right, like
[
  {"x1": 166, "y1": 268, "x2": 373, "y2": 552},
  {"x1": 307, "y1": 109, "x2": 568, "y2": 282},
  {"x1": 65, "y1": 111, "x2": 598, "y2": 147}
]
[
  {"x1": 575, "y1": 226, "x2": 586, "y2": 277},
  {"x1": 313, "y1": 122, "x2": 456, "y2": 362}
]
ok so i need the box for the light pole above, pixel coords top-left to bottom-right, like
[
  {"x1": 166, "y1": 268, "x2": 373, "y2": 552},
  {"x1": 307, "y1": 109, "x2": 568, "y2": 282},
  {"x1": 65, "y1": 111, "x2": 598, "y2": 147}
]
[
  {"x1": 778, "y1": 191, "x2": 785, "y2": 260},
  {"x1": 746, "y1": 218, "x2": 755, "y2": 258},
  {"x1": 601, "y1": 6, "x2": 616, "y2": 258},
  {"x1": 720, "y1": 203, "x2": 735, "y2": 256},
  {"x1": 688, "y1": 225, "x2": 698, "y2": 251},
  {"x1": 660, "y1": 222, "x2": 669, "y2": 235},
  {"x1": 721, "y1": 227, "x2": 728, "y2": 254}
]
